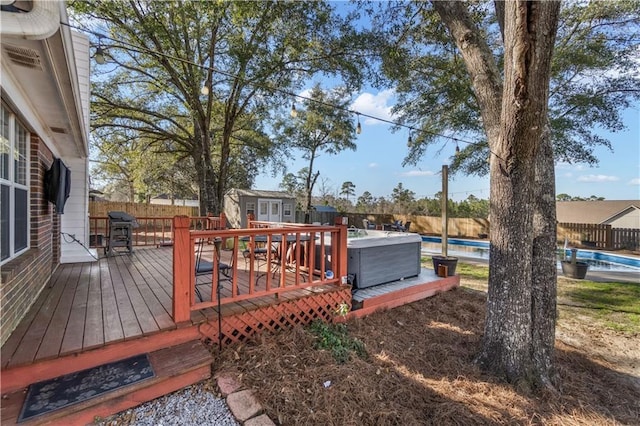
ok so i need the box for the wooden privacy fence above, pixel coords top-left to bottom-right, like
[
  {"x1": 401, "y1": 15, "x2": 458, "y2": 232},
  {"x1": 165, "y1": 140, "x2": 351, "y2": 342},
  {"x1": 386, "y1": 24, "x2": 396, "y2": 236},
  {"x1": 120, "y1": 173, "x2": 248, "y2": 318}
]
[
  {"x1": 87, "y1": 208, "x2": 637, "y2": 251},
  {"x1": 89, "y1": 201, "x2": 198, "y2": 218},
  {"x1": 557, "y1": 223, "x2": 612, "y2": 249},
  {"x1": 611, "y1": 228, "x2": 640, "y2": 250},
  {"x1": 345, "y1": 214, "x2": 490, "y2": 238},
  {"x1": 535, "y1": 222, "x2": 640, "y2": 250}
]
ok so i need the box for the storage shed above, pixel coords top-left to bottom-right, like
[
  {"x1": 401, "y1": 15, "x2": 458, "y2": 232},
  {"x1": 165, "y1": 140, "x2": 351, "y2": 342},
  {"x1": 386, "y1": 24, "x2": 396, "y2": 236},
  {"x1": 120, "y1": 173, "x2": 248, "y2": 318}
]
[{"x1": 224, "y1": 189, "x2": 297, "y2": 229}]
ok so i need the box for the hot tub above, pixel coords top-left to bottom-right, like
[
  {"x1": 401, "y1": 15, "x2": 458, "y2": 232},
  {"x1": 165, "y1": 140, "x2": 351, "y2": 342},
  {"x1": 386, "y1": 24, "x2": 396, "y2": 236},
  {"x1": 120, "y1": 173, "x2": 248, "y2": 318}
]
[{"x1": 316, "y1": 229, "x2": 422, "y2": 289}]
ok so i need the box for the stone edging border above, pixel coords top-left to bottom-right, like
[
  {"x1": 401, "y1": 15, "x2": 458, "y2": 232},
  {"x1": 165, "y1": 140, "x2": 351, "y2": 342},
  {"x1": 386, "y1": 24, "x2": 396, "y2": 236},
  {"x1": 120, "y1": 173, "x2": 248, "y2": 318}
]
[{"x1": 215, "y1": 372, "x2": 276, "y2": 426}]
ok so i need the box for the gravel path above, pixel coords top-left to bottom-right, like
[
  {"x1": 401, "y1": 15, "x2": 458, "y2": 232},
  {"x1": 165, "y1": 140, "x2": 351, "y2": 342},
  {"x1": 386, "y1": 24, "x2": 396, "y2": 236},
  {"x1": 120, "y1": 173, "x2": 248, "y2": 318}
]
[{"x1": 94, "y1": 383, "x2": 239, "y2": 426}]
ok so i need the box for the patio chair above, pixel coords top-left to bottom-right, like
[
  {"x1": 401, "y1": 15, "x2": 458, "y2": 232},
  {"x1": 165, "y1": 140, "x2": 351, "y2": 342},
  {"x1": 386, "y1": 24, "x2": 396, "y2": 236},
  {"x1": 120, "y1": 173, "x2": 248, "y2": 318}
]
[
  {"x1": 240, "y1": 239, "x2": 271, "y2": 272},
  {"x1": 282, "y1": 241, "x2": 307, "y2": 282},
  {"x1": 389, "y1": 220, "x2": 403, "y2": 231},
  {"x1": 195, "y1": 238, "x2": 232, "y2": 301}
]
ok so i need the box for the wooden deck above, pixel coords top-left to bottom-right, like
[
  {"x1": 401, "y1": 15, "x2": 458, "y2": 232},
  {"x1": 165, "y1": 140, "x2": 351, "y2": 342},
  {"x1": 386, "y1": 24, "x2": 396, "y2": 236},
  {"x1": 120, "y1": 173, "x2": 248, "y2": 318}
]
[
  {"x1": 0, "y1": 243, "x2": 458, "y2": 424},
  {"x1": 0, "y1": 245, "x2": 331, "y2": 371}
]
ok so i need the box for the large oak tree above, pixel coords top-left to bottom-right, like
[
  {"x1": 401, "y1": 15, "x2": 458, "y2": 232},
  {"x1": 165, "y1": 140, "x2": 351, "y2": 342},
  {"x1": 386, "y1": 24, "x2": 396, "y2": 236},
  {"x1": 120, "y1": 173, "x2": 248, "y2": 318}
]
[
  {"x1": 373, "y1": 0, "x2": 638, "y2": 390},
  {"x1": 436, "y1": 0, "x2": 562, "y2": 389},
  {"x1": 71, "y1": 0, "x2": 365, "y2": 214}
]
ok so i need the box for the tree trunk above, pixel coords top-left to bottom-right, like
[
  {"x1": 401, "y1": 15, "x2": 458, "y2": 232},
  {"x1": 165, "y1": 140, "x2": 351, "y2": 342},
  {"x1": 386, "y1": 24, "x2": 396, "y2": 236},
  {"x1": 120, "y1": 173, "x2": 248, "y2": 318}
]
[
  {"x1": 304, "y1": 171, "x2": 320, "y2": 224},
  {"x1": 434, "y1": 0, "x2": 561, "y2": 388},
  {"x1": 479, "y1": 146, "x2": 536, "y2": 382},
  {"x1": 193, "y1": 142, "x2": 220, "y2": 216},
  {"x1": 531, "y1": 123, "x2": 559, "y2": 388},
  {"x1": 476, "y1": 1, "x2": 562, "y2": 387},
  {"x1": 128, "y1": 180, "x2": 135, "y2": 202}
]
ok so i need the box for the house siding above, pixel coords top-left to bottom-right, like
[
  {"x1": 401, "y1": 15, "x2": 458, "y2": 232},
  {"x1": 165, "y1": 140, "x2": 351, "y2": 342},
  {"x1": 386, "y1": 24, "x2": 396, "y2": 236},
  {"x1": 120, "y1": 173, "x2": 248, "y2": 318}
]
[
  {"x1": 0, "y1": 136, "x2": 58, "y2": 346},
  {"x1": 605, "y1": 208, "x2": 640, "y2": 229}
]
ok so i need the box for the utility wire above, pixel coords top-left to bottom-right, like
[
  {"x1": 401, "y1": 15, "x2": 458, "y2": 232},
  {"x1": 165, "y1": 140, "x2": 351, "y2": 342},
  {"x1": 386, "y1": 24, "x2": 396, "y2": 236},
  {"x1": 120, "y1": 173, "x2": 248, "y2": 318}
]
[
  {"x1": 61, "y1": 21, "x2": 503, "y2": 160},
  {"x1": 61, "y1": 232, "x2": 100, "y2": 261}
]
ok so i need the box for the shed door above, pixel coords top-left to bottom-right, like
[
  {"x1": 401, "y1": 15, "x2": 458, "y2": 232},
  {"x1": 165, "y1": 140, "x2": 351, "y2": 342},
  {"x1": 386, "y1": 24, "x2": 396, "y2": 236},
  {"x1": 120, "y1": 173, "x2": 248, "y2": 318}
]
[{"x1": 257, "y1": 199, "x2": 282, "y2": 223}]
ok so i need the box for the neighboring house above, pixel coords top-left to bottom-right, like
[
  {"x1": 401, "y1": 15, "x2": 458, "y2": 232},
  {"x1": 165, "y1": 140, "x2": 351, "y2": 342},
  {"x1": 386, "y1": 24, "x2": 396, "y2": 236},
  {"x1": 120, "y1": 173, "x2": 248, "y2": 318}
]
[
  {"x1": 224, "y1": 189, "x2": 296, "y2": 229},
  {"x1": 556, "y1": 200, "x2": 640, "y2": 229},
  {"x1": 89, "y1": 188, "x2": 105, "y2": 201},
  {"x1": 150, "y1": 193, "x2": 200, "y2": 208},
  {"x1": 1, "y1": 1, "x2": 93, "y2": 345}
]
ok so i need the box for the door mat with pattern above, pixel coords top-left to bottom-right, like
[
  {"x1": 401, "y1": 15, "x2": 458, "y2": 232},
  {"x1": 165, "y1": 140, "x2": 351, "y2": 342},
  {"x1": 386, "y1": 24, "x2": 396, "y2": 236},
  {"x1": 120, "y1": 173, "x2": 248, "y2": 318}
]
[{"x1": 18, "y1": 354, "x2": 154, "y2": 422}]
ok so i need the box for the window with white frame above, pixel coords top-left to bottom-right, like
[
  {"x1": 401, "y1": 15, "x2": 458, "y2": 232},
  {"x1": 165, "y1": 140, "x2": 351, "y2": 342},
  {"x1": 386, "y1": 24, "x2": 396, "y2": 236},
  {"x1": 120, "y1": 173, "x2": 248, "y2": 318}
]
[
  {"x1": 246, "y1": 202, "x2": 255, "y2": 217},
  {"x1": 283, "y1": 203, "x2": 292, "y2": 216},
  {"x1": 1, "y1": 103, "x2": 29, "y2": 264}
]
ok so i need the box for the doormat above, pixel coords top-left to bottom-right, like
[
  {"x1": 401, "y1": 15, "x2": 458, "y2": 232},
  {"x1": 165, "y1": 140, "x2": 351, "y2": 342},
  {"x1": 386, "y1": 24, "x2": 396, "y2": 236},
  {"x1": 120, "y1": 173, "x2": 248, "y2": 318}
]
[{"x1": 18, "y1": 354, "x2": 154, "y2": 423}]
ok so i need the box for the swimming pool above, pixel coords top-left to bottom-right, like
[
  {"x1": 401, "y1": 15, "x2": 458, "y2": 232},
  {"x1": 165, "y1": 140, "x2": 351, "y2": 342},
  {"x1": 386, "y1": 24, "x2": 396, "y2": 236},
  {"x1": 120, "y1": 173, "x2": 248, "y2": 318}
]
[{"x1": 421, "y1": 236, "x2": 640, "y2": 272}]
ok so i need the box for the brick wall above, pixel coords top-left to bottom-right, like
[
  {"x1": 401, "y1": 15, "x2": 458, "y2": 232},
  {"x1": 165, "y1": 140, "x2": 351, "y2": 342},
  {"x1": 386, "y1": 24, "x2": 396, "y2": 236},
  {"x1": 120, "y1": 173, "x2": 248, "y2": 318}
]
[{"x1": 0, "y1": 136, "x2": 59, "y2": 347}]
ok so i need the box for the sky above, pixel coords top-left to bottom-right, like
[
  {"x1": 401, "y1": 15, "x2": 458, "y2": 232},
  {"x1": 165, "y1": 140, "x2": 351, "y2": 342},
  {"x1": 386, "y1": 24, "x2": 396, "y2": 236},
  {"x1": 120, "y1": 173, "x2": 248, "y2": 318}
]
[{"x1": 255, "y1": 89, "x2": 640, "y2": 202}]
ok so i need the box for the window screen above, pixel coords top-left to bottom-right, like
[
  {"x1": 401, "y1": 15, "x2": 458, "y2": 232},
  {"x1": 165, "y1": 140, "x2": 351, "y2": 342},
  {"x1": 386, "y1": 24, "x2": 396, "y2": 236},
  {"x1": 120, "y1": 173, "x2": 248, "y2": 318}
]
[
  {"x1": 1, "y1": 185, "x2": 9, "y2": 261},
  {"x1": 14, "y1": 188, "x2": 28, "y2": 251}
]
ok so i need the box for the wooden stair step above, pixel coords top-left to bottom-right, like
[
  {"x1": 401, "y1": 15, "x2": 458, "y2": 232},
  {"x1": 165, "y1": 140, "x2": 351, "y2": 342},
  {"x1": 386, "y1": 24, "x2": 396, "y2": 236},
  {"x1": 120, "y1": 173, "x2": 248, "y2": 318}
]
[{"x1": 0, "y1": 340, "x2": 213, "y2": 426}]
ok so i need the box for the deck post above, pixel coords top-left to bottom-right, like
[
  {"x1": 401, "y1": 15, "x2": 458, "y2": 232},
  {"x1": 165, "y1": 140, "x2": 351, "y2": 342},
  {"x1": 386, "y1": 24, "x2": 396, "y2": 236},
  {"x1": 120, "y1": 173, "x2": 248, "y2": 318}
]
[
  {"x1": 334, "y1": 217, "x2": 348, "y2": 285},
  {"x1": 173, "y1": 215, "x2": 192, "y2": 323}
]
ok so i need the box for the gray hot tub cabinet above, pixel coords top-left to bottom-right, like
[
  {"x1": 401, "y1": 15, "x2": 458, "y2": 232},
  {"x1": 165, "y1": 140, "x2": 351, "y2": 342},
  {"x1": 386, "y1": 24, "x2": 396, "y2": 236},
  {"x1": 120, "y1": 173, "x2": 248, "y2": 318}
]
[{"x1": 316, "y1": 232, "x2": 422, "y2": 289}]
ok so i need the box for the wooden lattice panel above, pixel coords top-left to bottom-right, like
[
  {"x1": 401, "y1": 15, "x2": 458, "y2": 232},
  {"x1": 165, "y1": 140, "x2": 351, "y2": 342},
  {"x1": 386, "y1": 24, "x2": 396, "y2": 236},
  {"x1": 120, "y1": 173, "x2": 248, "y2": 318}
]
[{"x1": 199, "y1": 286, "x2": 351, "y2": 346}]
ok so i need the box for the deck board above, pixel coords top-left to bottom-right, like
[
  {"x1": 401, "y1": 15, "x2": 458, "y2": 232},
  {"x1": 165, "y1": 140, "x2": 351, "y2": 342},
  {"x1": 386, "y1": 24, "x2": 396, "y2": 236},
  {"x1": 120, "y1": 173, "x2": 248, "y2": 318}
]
[
  {"x1": 36, "y1": 263, "x2": 83, "y2": 361},
  {"x1": 83, "y1": 261, "x2": 105, "y2": 349},
  {"x1": 129, "y1": 253, "x2": 174, "y2": 330},
  {"x1": 100, "y1": 258, "x2": 125, "y2": 343},
  {"x1": 135, "y1": 248, "x2": 175, "y2": 313},
  {"x1": 0, "y1": 269, "x2": 54, "y2": 369},
  {"x1": 59, "y1": 263, "x2": 91, "y2": 354},
  {"x1": 6, "y1": 265, "x2": 73, "y2": 368},
  {"x1": 108, "y1": 256, "x2": 144, "y2": 338},
  {"x1": 114, "y1": 255, "x2": 161, "y2": 335}
]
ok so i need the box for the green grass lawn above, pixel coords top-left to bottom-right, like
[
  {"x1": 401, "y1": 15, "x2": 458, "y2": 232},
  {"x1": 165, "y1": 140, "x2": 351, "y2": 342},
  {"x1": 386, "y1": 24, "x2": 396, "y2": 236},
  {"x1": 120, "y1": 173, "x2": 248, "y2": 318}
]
[{"x1": 447, "y1": 261, "x2": 640, "y2": 334}]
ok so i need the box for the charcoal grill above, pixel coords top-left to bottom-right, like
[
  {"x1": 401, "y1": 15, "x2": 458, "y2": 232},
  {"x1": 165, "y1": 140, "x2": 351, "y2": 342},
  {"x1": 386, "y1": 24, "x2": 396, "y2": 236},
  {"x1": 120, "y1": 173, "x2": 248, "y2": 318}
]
[{"x1": 105, "y1": 211, "x2": 137, "y2": 256}]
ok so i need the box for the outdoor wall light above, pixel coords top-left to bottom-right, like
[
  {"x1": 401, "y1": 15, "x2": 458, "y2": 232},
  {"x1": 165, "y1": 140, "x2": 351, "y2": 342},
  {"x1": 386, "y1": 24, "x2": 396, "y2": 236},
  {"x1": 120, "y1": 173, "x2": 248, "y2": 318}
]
[
  {"x1": 94, "y1": 45, "x2": 105, "y2": 64},
  {"x1": 93, "y1": 37, "x2": 106, "y2": 64}
]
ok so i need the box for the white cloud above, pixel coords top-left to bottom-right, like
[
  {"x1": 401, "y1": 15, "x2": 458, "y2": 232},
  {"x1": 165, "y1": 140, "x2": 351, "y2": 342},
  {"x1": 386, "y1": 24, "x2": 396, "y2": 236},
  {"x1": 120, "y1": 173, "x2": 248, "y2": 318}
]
[
  {"x1": 368, "y1": 162, "x2": 378, "y2": 168},
  {"x1": 629, "y1": 178, "x2": 640, "y2": 185},
  {"x1": 351, "y1": 89, "x2": 396, "y2": 125},
  {"x1": 556, "y1": 162, "x2": 587, "y2": 171},
  {"x1": 577, "y1": 174, "x2": 620, "y2": 183},
  {"x1": 400, "y1": 170, "x2": 435, "y2": 177}
]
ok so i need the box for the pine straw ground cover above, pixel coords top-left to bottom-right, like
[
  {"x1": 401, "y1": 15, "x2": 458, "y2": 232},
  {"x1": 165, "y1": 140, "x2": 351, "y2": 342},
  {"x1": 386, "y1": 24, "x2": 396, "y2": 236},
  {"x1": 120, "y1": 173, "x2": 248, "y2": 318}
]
[{"x1": 214, "y1": 286, "x2": 640, "y2": 425}]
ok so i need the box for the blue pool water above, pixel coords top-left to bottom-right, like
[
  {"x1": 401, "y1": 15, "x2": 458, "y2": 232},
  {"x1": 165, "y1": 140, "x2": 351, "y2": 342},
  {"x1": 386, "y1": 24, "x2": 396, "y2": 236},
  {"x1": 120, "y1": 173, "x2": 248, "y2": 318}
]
[{"x1": 421, "y1": 236, "x2": 640, "y2": 272}]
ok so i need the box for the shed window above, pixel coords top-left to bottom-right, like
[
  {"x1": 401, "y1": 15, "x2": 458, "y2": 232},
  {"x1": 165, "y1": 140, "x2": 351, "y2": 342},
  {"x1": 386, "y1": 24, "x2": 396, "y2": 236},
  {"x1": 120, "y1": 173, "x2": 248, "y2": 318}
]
[{"x1": 283, "y1": 203, "x2": 292, "y2": 216}]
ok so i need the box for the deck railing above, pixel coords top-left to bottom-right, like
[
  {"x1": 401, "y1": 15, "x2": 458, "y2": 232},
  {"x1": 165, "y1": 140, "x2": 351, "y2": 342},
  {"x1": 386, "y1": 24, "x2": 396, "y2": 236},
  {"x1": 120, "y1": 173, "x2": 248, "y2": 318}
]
[
  {"x1": 89, "y1": 214, "x2": 225, "y2": 248},
  {"x1": 171, "y1": 216, "x2": 348, "y2": 323}
]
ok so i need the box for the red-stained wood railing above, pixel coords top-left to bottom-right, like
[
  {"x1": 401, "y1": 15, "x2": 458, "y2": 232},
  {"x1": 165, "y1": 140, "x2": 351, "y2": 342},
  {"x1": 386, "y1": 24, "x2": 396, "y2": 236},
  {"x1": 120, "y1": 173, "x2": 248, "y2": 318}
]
[
  {"x1": 171, "y1": 216, "x2": 349, "y2": 323},
  {"x1": 89, "y1": 214, "x2": 226, "y2": 248}
]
